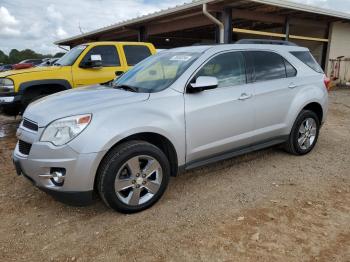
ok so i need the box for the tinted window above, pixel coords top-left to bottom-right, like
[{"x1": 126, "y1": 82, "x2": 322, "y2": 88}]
[
  {"x1": 285, "y1": 59, "x2": 297, "y2": 77},
  {"x1": 250, "y1": 51, "x2": 286, "y2": 82},
  {"x1": 123, "y1": 45, "x2": 152, "y2": 66},
  {"x1": 196, "y1": 52, "x2": 246, "y2": 88},
  {"x1": 82, "y1": 45, "x2": 120, "y2": 66},
  {"x1": 290, "y1": 51, "x2": 323, "y2": 73}
]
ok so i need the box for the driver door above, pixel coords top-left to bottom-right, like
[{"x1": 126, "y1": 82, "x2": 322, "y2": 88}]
[
  {"x1": 185, "y1": 51, "x2": 255, "y2": 163},
  {"x1": 72, "y1": 45, "x2": 124, "y2": 87}
]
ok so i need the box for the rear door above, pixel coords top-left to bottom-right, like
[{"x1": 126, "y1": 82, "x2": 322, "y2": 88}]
[
  {"x1": 245, "y1": 51, "x2": 298, "y2": 142},
  {"x1": 185, "y1": 51, "x2": 255, "y2": 163},
  {"x1": 72, "y1": 45, "x2": 124, "y2": 87}
]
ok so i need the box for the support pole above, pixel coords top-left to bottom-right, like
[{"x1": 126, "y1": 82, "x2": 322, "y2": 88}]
[
  {"x1": 223, "y1": 7, "x2": 233, "y2": 44},
  {"x1": 138, "y1": 26, "x2": 147, "y2": 42},
  {"x1": 284, "y1": 17, "x2": 290, "y2": 41},
  {"x1": 203, "y1": 3, "x2": 224, "y2": 44}
]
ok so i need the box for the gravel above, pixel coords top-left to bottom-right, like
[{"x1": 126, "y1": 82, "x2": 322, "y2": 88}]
[{"x1": 0, "y1": 89, "x2": 349, "y2": 261}]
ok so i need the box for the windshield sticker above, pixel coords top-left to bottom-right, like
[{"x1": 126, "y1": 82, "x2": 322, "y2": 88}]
[
  {"x1": 170, "y1": 55, "x2": 192, "y2": 62},
  {"x1": 91, "y1": 54, "x2": 102, "y2": 61}
]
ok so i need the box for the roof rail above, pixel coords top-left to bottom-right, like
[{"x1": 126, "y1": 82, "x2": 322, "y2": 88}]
[{"x1": 235, "y1": 39, "x2": 298, "y2": 46}]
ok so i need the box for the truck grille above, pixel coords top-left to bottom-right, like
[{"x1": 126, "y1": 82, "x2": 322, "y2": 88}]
[
  {"x1": 22, "y1": 118, "x2": 38, "y2": 132},
  {"x1": 18, "y1": 140, "x2": 32, "y2": 155}
]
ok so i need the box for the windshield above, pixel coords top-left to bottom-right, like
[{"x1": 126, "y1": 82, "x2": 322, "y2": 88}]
[
  {"x1": 55, "y1": 45, "x2": 87, "y2": 66},
  {"x1": 113, "y1": 51, "x2": 200, "y2": 93}
]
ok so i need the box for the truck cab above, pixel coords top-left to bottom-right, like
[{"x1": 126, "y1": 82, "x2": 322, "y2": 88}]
[{"x1": 0, "y1": 41, "x2": 156, "y2": 115}]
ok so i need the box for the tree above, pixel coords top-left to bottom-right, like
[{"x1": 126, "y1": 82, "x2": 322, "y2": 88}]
[
  {"x1": 54, "y1": 52, "x2": 66, "y2": 58},
  {"x1": 0, "y1": 50, "x2": 9, "y2": 64},
  {"x1": 0, "y1": 49, "x2": 64, "y2": 64}
]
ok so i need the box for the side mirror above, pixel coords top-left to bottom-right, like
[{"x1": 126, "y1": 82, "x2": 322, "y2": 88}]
[
  {"x1": 115, "y1": 70, "x2": 124, "y2": 77},
  {"x1": 189, "y1": 76, "x2": 218, "y2": 92}
]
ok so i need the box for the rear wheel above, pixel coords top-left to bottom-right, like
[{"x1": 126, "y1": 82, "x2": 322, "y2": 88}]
[
  {"x1": 97, "y1": 141, "x2": 170, "y2": 213},
  {"x1": 284, "y1": 110, "x2": 320, "y2": 155}
]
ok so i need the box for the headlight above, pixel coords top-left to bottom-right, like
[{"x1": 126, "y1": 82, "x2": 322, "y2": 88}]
[
  {"x1": 0, "y1": 78, "x2": 14, "y2": 92},
  {"x1": 40, "y1": 114, "x2": 92, "y2": 146}
]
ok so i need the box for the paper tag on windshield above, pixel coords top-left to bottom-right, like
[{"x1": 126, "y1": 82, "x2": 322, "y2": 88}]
[{"x1": 170, "y1": 55, "x2": 192, "y2": 62}]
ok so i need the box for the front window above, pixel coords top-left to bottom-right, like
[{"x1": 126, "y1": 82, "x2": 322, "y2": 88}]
[
  {"x1": 195, "y1": 52, "x2": 246, "y2": 88},
  {"x1": 81, "y1": 45, "x2": 120, "y2": 67},
  {"x1": 113, "y1": 52, "x2": 200, "y2": 93},
  {"x1": 55, "y1": 45, "x2": 87, "y2": 66}
]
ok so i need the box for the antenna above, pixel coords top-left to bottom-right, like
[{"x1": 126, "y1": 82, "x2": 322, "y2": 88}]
[{"x1": 78, "y1": 22, "x2": 84, "y2": 34}]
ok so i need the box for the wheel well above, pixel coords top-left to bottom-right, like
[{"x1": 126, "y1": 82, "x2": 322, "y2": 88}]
[
  {"x1": 303, "y1": 102, "x2": 323, "y2": 123},
  {"x1": 98, "y1": 132, "x2": 179, "y2": 178},
  {"x1": 22, "y1": 84, "x2": 67, "y2": 102}
]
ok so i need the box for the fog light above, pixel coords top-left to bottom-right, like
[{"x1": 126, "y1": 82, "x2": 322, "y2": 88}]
[{"x1": 50, "y1": 168, "x2": 66, "y2": 186}]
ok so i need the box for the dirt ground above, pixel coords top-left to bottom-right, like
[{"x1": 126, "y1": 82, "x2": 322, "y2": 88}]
[{"x1": 0, "y1": 90, "x2": 349, "y2": 262}]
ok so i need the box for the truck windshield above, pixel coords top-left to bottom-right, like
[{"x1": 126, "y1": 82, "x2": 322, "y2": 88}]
[
  {"x1": 113, "y1": 51, "x2": 200, "y2": 93},
  {"x1": 55, "y1": 45, "x2": 87, "y2": 66}
]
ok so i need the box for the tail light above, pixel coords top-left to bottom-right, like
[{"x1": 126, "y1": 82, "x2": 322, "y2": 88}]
[{"x1": 324, "y1": 76, "x2": 331, "y2": 91}]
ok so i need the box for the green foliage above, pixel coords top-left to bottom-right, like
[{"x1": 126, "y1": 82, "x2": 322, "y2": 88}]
[
  {"x1": 54, "y1": 52, "x2": 66, "y2": 58},
  {"x1": 0, "y1": 49, "x2": 65, "y2": 64}
]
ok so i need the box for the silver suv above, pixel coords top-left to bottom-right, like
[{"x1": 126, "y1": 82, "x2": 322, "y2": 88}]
[{"x1": 13, "y1": 43, "x2": 329, "y2": 213}]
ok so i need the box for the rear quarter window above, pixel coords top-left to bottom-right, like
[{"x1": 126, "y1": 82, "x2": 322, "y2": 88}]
[
  {"x1": 290, "y1": 51, "x2": 323, "y2": 74},
  {"x1": 123, "y1": 45, "x2": 152, "y2": 66},
  {"x1": 285, "y1": 59, "x2": 297, "y2": 77}
]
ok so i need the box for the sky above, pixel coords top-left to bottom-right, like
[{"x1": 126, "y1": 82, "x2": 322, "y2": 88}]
[{"x1": 0, "y1": 0, "x2": 350, "y2": 55}]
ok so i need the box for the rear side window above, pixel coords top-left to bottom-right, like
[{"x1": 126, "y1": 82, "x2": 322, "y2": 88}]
[
  {"x1": 82, "y1": 45, "x2": 120, "y2": 67},
  {"x1": 250, "y1": 51, "x2": 287, "y2": 82},
  {"x1": 290, "y1": 51, "x2": 323, "y2": 73},
  {"x1": 123, "y1": 45, "x2": 152, "y2": 66}
]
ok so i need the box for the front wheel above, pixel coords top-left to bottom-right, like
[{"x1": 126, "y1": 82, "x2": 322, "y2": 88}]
[
  {"x1": 284, "y1": 110, "x2": 320, "y2": 155},
  {"x1": 97, "y1": 141, "x2": 170, "y2": 213}
]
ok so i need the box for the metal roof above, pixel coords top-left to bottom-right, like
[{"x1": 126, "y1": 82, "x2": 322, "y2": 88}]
[{"x1": 55, "y1": 0, "x2": 350, "y2": 45}]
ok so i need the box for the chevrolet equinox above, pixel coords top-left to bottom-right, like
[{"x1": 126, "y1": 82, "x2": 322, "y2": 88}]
[{"x1": 13, "y1": 42, "x2": 329, "y2": 213}]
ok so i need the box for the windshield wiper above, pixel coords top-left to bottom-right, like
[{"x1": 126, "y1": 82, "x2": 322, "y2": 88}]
[{"x1": 113, "y1": 84, "x2": 139, "y2": 92}]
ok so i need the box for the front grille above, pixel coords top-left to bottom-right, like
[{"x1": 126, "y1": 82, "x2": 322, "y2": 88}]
[
  {"x1": 18, "y1": 140, "x2": 32, "y2": 155},
  {"x1": 22, "y1": 118, "x2": 38, "y2": 132}
]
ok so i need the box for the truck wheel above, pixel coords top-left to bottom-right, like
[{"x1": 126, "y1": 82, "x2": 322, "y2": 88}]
[
  {"x1": 284, "y1": 110, "x2": 320, "y2": 155},
  {"x1": 97, "y1": 141, "x2": 170, "y2": 213}
]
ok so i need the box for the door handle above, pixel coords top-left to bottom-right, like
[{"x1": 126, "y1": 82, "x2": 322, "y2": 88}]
[
  {"x1": 288, "y1": 83, "x2": 298, "y2": 89},
  {"x1": 239, "y1": 93, "x2": 252, "y2": 101}
]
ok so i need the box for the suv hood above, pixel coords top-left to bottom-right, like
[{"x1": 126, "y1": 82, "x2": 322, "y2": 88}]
[
  {"x1": 24, "y1": 85, "x2": 150, "y2": 127},
  {"x1": 0, "y1": 66, "x2": 63, "y2": 78}
]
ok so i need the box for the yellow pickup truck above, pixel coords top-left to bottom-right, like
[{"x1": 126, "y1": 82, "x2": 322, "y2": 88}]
[{"x1": 0, "y1": 41, "x2": 156, "y2": 115}]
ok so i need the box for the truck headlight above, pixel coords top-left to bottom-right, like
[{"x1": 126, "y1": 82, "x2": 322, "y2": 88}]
[
  {"x1": 0, "y1": 78, "x2": 14, "y2": 92},
  {"x1": 40, "y1": 114, "x2": 92, "y2": 146}
]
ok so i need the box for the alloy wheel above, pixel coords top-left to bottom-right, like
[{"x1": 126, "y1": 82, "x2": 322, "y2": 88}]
[
  {"x1": 114, "y1": 155, "x2": 163, "y2": 206},
  {"x1": 298, "y1": 118, "x2": 317, "y2": 150}
]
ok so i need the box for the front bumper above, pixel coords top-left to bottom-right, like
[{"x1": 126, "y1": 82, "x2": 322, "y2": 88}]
[
  {"x1": 13, "y1": 157, "x2": 93, "y2": 206},
  {"x1": 13, "y1": 133, "x2": 106, "y2": 206}
]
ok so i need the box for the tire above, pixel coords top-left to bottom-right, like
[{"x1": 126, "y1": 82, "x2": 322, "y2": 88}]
[
  {"x1": 284, "y1": 110, "x2": 320, "y2": 155},
  {"x1": 97, "y1": 141, "x2": 170, "y2": 213}
]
